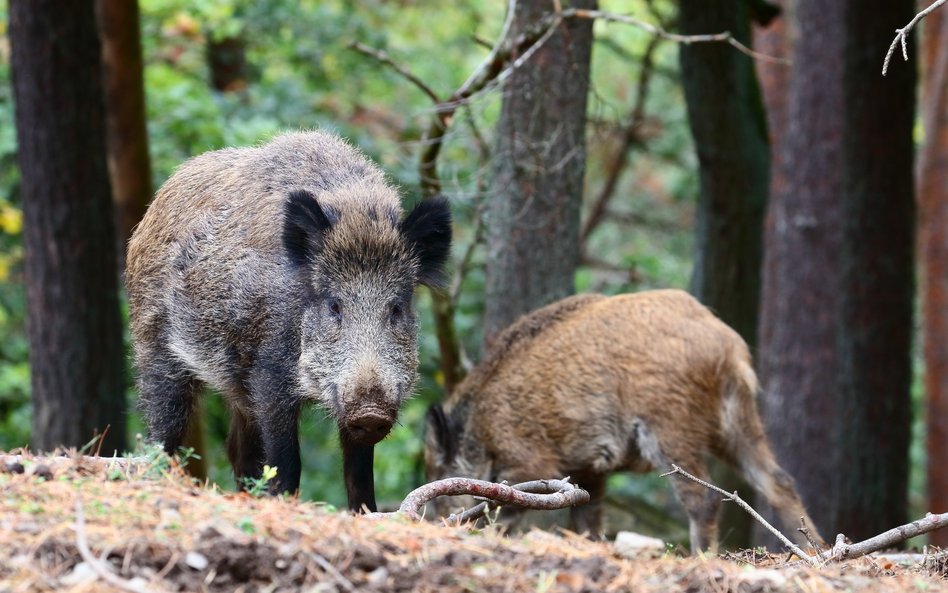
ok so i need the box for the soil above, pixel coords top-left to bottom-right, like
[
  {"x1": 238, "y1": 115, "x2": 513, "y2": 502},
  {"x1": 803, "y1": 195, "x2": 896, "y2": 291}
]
[{"x1": 1, "y1": 451, "x2": 946, "y2": 593}]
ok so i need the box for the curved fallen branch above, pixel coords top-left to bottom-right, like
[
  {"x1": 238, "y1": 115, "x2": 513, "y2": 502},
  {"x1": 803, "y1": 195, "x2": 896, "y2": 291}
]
[{"x1": 397, "y1": 477, "x2": 589, "y2": 521}]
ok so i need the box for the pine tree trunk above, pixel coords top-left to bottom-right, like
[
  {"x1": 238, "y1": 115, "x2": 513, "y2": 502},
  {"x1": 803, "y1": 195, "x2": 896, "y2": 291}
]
[
  {"x1": 919, "y1": 1, "x2": 948, "y2": 549},
  {"x1": 481, "y1": 0, "x2": 596, "y2": 352},
  {"x1": 9, "y1": 0, "x2": 127, "y2": 456},
  {"x1": 96, "y1": 0, "x2": 152, "y2": 261},
  {"x1": 678, "y1": 0, "x2": 770, "y2": 550},
  {"x1": 757, "y1": 0, "x2": 845, "y2": 544},
  {"x1": 835, "y1": 0, "x2": 915, "y2": 541}
]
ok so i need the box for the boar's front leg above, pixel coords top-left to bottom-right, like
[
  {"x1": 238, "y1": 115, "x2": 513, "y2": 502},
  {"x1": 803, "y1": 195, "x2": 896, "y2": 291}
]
[
  {"x1": 258, "y1": 399, "x2": 302, "y2": 495},
  {"x1": 341, "y1": 432, "x2": 376, "y2": 512}
]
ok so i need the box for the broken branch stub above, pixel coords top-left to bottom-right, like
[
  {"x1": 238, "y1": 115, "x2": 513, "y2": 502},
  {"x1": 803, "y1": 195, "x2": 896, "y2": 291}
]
[{"x1": 397, "y1": 477, "x2": 589, "y2": 521}]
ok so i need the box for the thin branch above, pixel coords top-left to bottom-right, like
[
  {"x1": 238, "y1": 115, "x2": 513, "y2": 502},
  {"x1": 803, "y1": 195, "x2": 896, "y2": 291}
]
[
  {"x1": 581, "y1": 31, "x2": 661, "y2": 244},
  {"x1": 830, "y1": 512, "x2": 948, "y2": 561},
  {"x1": 799, "y1": 518, "x2": 828, "y2": 564},
  {"x1": 306, "y1": 551, "x2": 356, "y2": 593},
  {"x1": 661, "y1": 465, "x2": 818, "y2": 566},
  {"x1": 397, "y1": 477, "x2": 589, "y2": 521},
  {"x1": 74, "y1": 500, "x2": 174, "y2": 593},
  {"x1": 348, "y1": 42, "x2": 441, "y2": 104},
  {"x1": 567, "y1": 9, "x2": 789, "y2": 65},
  {"x1": 883, "y1": 0, "x2": 946, "y2": 75}
]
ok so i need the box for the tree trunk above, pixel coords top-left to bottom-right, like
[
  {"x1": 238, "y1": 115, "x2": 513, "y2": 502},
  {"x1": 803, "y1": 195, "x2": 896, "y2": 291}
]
[
  {"x1": 95, "y1": 0, "x2": 152, "y2": 260},
  {"x1": 757, "y1": 0, "x2": 845, "y2": 545},
  {"x1": 481, "y1": 0, "x2": 596, "y2": 352},
  {"x1": 678, "y1": 0, "x2": 770, "y2": 550},
  {"x1": 835, "y1": 0, "x2": 915, "y2": 541},
  {"x1": 919, "y1": 0, "x2": 948, "y2": 549},
  {"x1": 9, "y1": 0, "x2": 127, "y2": 456}
]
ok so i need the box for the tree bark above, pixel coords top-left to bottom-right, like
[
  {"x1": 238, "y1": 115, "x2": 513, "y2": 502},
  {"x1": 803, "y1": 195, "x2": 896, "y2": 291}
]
[
  {"x1": 919, "y1": 0, "x2": 948, "y2": 549},
  {"x1": 95, "y1": 0, "x2": 153, "y2": 260},
  {"x1": 678, "y1": 0, "x2": 770, "y2": 550},
  {"x1": 9, "y1": 0, "x2": 127, "y2": 455},
  {"x1": 481, "y1": 0, "x2": 596, "y2": 352},
  {"x1": 757, "y1": 0, "x2": 844, "y2": 545},
  {"x1": 835, "y1": 0, "x2": 915, "y2": 541}
]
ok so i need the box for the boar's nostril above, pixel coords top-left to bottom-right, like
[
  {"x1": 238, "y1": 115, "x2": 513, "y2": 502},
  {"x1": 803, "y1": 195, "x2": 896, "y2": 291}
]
[{"x1": 348, "y1": 413, "x2": 394, "y2": 444}]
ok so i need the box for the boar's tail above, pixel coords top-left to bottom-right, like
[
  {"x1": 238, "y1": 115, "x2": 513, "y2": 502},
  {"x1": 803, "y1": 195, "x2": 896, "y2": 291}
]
[{"x1": 720, "y1": 357, "x2": 825, "y2": 547}]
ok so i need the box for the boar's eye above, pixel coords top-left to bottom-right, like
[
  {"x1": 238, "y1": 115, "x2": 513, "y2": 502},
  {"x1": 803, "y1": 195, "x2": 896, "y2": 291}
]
[
  {"x1": 326, "y1": 298, "x2": 343, "y2": 321},
  {"x1": 389, "y1": 302, "x2": 404, "y2": 324}
]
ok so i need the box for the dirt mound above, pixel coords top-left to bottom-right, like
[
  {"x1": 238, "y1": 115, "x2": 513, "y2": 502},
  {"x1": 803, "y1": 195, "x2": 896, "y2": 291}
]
[{"x1": 0, "y1": 451, "x2": 945, "y2": 592}]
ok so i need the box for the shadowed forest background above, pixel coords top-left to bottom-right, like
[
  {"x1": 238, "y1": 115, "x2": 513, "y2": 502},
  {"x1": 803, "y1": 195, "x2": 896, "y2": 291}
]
[{"x1": 0, "y1": 0, "x2": 943, "y2": 551}]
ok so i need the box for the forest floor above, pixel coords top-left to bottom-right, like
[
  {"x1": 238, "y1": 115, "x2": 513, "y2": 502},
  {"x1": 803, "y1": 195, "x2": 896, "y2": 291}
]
[{"x1": 1, "y1": 451, "x2": 946, "y2": 593}]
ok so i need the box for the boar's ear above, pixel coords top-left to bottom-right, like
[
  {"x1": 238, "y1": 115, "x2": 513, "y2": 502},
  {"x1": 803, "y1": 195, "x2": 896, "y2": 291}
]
[
  {"x1": 426, "y1": 403, "x2": 459, "y2": 464},
  {"x1": 400, "y1": 196, "x2": 452, "y2": 288},
  {"x1": 283, "y1": 190, "x2": 336, "y2": 267}
]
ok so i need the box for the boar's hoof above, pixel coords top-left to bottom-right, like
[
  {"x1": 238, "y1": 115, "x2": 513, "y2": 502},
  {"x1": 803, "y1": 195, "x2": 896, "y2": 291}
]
[{"x1": 345, "y1": 412, "x2": 394, "y2": 445}]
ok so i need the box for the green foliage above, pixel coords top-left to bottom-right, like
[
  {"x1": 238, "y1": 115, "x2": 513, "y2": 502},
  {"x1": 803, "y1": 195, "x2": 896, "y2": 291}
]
[{"x1": 240, "y1": 464, "x2": 278, "y2": 497}]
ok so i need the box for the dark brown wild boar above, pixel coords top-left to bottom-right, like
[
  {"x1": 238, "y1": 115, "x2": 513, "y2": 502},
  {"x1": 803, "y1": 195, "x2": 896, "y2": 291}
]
[
  {"x1": 126, "y1": 130, "x2": 451, "y2": 512},
  {"x1": 425, "y1": 290, "x2": 823, "y2": 553}
]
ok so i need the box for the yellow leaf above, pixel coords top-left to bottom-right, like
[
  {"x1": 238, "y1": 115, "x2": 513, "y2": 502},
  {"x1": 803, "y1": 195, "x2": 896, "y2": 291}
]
[{"x1": 0, "y1": 206, "x2": 22, "y2": 235}]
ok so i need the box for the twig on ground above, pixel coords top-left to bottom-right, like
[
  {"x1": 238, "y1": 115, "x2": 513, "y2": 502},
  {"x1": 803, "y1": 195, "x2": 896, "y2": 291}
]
[
  {"x1": 661, "y1": 464, "x2": 818, "y2": 566},
  {"x1": 830, "y1": 512, "x2": 948, "y2": 561},
  {"x1": 799, "y1": 517, "x2": 827, "y2": 563},
  {"x1": 397, "y1": 477, "x2": 589, "y2": 521},
  {"x1": 307, "y1": 551, "x2": 356, "y2": 593},
  {"x1": 883, "y1": 0, "x2": 946, "y2": 75},
  {"x1": 74, "y1": 500, "x2": 173, "y2": 593}
]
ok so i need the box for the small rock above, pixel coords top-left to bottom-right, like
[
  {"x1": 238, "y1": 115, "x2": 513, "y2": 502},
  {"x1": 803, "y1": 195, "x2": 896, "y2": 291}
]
[
  {"x1": 3, "y1": 461, "x2": 24, "y2": 474},
  {"x1": 32, "y1": 464, "x2": 53, "y2": 481},
  {"x1": 59, "y1": 562, "x2": 97, "y2": 586},
  {"x1": 185, "y1": 551, "x2": 209, "y2": 571},
  {"x1": 614, "y1": 531, "x2": 666, "y2": 558},
  {"x1": 367, "y1": 566, "x2": 389, "y2": 586}
]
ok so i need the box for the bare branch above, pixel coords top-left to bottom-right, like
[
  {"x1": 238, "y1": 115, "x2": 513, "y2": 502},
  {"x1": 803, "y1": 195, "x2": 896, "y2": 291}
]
[
  {"x1": 306, "y1": 551, "x2": 356, "y2": 593},
  {"x1": 75, "y1": 500, "x2": 174, "y2": 593},
  {"x1": 567, "y1": 9, "x2": 789, "y2": 65},
  {"x1": 883, "y1": 0, "x2": 946, "y2": 75},
  {"x1": 830, "y1": 512, "x2": 948, "y2": 561},
  {"x1": 397, "y1": 477, "x2": 589, "y2": 521},
  {"x1": 582, "y1": 32, "x2": 661, "y2": 244},
  {"x1": 661, "y1": 465, "x2": 818, "y2": 566},
  {"x1": 348, "y1": 42, "x2": 441, "y2": 104}
]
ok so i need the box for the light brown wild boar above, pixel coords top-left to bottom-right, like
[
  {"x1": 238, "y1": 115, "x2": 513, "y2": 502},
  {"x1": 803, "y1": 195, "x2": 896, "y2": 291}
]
[
  {"x1": 425, "y1": 289, "x2": 824, "y2": 553},
  {"x1": 127, "y1": 130, "x2": 451, "y2": 512}
]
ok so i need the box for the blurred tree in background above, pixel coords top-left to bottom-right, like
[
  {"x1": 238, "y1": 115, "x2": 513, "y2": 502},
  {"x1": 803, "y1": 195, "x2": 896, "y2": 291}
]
[{"x1": 8, "y1": 0, "x2": 127, "y2": 456}]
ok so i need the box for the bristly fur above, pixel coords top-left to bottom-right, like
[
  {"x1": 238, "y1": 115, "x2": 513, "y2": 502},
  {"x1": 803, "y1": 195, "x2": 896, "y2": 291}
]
[
  {"x1": 450, "y1": 293, "x2": 606, "y2": 405},
  {"x1": 400, "y1": 196, "x2": 453, "y2": 289},
  {"x1": 426, "y1": 403, "x2": 458, "y2": 463}
]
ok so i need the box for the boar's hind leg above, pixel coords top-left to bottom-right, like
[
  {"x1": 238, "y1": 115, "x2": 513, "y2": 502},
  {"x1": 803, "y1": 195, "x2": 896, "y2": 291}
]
[
  {"x1": 229, "y1": 400, "x2": 302, "y2": 496},
  {"x1": 227, "y1": 409, "x2": 265, "y2": 488},
  {"x1": 631, "y1": 419, "x2": 719, "y2": 553},
  {"x1": 138, "y1": 351, "x2": 201, "y2": 457}
]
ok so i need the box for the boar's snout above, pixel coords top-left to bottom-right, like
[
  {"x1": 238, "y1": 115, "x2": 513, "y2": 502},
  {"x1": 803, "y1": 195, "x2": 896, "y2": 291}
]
[
  {"x1": 346, "y1": 411, "x2": 394, "y2": 444},
  {"x1": 341, "y1": 381, "x2": 397, "y2": 445}
]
